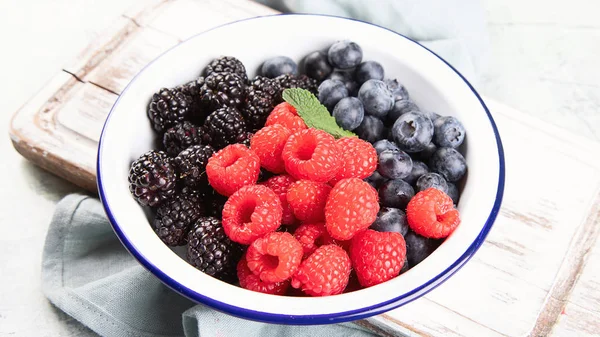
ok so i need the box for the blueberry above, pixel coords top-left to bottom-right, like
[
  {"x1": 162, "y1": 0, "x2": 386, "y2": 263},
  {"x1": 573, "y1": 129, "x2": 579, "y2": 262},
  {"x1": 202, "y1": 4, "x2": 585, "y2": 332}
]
[
  {"x1": 433, "y1": 116, "x2": 466, "y2": 148},
  {"x1": 423, "y1": 110, "x2": 441, "y2": 121},
  {"x1": 447, "y1": 182, "x2": 460, "y2": 205},
  {"x1": 365, "y1": 171, "x2": 388, "y2": 189},
  {"x1": 415, "y1": 172, "x2": 448, "y2": 193},
  {"x1": 392, "y1": 112, "x2": 434, "y2": 153},
  {"x1": 379, "y1": 179, "x2": 415, "y2": 210},
  {"x1": 261, "y1": 56, "x2": 297, "y2": 78},
  {"x1": 373, "y1": 139, "x2": 399, "y2": 155},
  {"x1": 328, "y1": 70, "x2": 359, "y2": 96},
  {"x1": 303, "y1": 51, "x2": 333, "y2": 81},
  {"x1": 332, "y1": 97, "x2": 364, "y2": 130},
  {"x1": 429, "y1": 147, "x2": 467, "y2": 182},
  {"x1": 370, "y1": 207, "x2": 409, "y2": 236},
  {"x1": 386, "y1": 99, "x2": 420, "y2": 125},
  {"x1": 328, "y1": 40, "x2": 363, "y2": 69},
  {"x1": 378, "y1": 149, "x2": 413, "y2": 179},
  {"x1": 405, "y1": 231, "x2": 442, "y2": 267},
  {"x1": 355, "y1": 115, "x2": 387, "y2": 143},
  {"x1": 404, "y1": 160, "x2": 429, "y2": 185},
  {"x1": 358, "y1": 80, "x2": 394, "y2": 118},
  {"x1": 413, "y1": 142, "x2": 437, "y2": 162},
  {"x1": 385, "y1": 79, "x2": 410, "y2": 102},
  {"x1": 318, "y1": 79, "x2": 348, "y2": 111},
  {"x1": 355, "y1": 61, "x2": 384, "y2": 84}
]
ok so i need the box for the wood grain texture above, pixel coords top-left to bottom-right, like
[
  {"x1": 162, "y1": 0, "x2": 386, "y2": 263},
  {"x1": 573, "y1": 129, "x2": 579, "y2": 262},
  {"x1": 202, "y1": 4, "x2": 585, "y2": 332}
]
[{"x1": 8, "y1": 1, "x2": 600, "y2": 336}]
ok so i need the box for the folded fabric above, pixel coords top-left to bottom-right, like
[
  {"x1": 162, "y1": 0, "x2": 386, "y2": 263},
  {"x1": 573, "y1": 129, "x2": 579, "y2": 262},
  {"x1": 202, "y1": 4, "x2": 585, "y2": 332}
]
[
  {"x1": 255, "y1": 0, "x2": 489, "y2": 84},
  {"x1": 42, "y1": 194, "x2": 377, "y2": 337}
]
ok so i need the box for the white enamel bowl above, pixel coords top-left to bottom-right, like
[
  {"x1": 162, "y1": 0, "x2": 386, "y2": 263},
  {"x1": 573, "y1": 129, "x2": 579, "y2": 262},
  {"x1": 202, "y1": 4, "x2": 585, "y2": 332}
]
[{"x1": 97, "y1": 14, "x2": 505, "y2": 324}]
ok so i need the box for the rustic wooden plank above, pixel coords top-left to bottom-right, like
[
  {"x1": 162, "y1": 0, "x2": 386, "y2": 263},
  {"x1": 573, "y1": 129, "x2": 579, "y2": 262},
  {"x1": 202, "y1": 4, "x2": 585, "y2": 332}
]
[
  {"x1": 550, "y1": 303, "x2": 600, "y2": 337},
  {"x1": 63, "y1": 16, "x2": 136, "y2": 81},
  {"x1": 549, "y1": 197, "x2": 600, "y2": 337},
  {"x1": 56, "y1": 82, "x2": 119, "y2": 142},
  {"x1": 368, "y1": 298, "x2": 507, "y2": 337},
  {"x1": 85, "y1": 27, "x2": 180, "y2": 94},
  {"x1": 9, "y1": 72, "x2": 113, "y2": 192}
]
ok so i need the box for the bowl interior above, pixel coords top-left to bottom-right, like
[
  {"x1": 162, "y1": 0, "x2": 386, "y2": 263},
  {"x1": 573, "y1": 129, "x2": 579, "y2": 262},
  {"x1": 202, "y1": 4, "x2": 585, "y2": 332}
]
[{"x1": 98, "y1": 14, "x2": 502, "y2": 323}]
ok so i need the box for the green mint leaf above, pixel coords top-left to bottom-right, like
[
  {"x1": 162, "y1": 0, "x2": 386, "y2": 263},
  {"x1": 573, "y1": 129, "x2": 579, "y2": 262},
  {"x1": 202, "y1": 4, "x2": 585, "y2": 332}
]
[{"x1": 282, "y1": 88, "x2": 357, "y2": 139}]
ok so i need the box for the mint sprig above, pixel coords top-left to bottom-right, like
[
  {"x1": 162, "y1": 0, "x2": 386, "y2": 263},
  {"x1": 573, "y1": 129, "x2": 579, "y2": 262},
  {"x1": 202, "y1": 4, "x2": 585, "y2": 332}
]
[{"x1": 282, "y1": 88, "x2": 357, "y2": 138}]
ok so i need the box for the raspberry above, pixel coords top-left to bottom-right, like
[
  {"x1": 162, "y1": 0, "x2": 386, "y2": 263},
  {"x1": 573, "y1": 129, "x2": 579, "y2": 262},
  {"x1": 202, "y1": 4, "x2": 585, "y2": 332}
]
[
  {"x1": 350, "y1": 229, "x2": 406, "y2": 287},
  {"x1": 282, "y1": 129, "x2": 342, "y2": 182},
  {"x1": 406, "y1": 188, "x2": 461, "y2": 238},
  {"x1": 293, "y1": 223, "x2": 327, "y2": 259},
  {"x1": 330, "y1": 137, "x2": 378, "y2": 185},
  {"x1": 250, "y1": 124, "x2": 292, "y2": 173},
  {"x1": 325, "y1": 178, "x2": 379, "y2": 240},
  {"x1": 206, "y1": 144, "x2": 260, "y2": 196},
  {"x1": 237, "y1": 254, "x2": 289, "y2": 295},
  {"x1": 265, "y1": 102, "x2": 307, "y2": 132},
  {"x1": 292, "y1": 223, "x2": 348, "y2": 258},
  {"x1": 246, "y1": 232, "x2": 303, "y2": 283},
  {"x1": 261, "y1": 175, "x2": 296, "y2": 225},
  {"x1": 222, "y1": 185, "x2": 282, "y2": 245},
  {"x1": 286, "y1": 180, "x2": 331, "y2": 222},
  {"x1": 291, "y1": 245, "x2": 351, "y2": 296}
]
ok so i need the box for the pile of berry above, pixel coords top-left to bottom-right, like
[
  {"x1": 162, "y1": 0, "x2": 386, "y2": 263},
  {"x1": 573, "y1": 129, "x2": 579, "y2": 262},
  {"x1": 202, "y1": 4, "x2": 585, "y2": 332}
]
[
  {"x1": 127, "y1": 40, "x2": 466, "y2": 296},
  {"x1": 309, "y1": 40, "x2": 468, "y2": 271}
]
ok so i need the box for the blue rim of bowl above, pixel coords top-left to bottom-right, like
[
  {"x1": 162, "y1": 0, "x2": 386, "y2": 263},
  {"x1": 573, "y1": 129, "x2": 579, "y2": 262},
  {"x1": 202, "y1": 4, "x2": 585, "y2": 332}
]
[{"x1": 97, "y1": 13, "x2": 505, "y2": 325}]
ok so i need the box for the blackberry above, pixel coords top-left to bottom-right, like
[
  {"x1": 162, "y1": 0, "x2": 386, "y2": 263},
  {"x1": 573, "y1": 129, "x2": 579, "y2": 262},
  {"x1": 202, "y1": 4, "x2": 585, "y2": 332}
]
[
  {"x1": 187, "y1": 217, "x2": 243, "y2": 282},
  {"x1": 275, "y1": 74, "x2": 318, "y2": 97},
  {"x1": 162, "y1": 121, "x2": 204, "y2": 157},
  {"x1": 173, "y1": 145, "x2": 215, "y2": 188},
  {"x1": 204, "y1": 56, "x2": 248, "y2": 82},
  {"x1": 206, "y1": 193, "x2": 227, "y2": 218},
  {"x1": 250, "y1": 76, "x2": 282, "y2": 96},
  {"x1": 204, "y1": 107, "x2": 247, "y2": 149},
  {"x1": 199, "y1": 72, "x2": 246, "y2": 110},
  {"x1": 178, "y1": 77, "x2": 210, "y2": 125},
  {"x1": 128, "y1": 150, "x2": 177, "y2": 207},
  {"x1": 241, "y1": 76, "x2": 280, "y2": 130},
  {"x1": 154, "y1": 192, "x2": 204, "y2": 246},
  {"x1": 236, "y1": 131, "x2": 253, "y2": 147},
  {"x1": 147, "y1": 88, "x2": 192, "y2": 133}
]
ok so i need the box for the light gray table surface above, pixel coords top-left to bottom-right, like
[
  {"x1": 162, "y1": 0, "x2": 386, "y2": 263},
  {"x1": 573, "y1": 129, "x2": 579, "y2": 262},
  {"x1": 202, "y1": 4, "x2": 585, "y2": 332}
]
[{"x1": 1, "y1": 0, "x2": 598, "y2": 336}]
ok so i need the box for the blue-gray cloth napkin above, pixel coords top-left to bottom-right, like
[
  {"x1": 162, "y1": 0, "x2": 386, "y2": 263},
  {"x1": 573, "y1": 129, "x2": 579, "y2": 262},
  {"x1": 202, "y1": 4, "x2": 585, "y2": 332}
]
[
  {"x1": 42, "y1": 1, "x2": 488, "y2": 335},
  {"x1": 43, "y1": 195, "x2": 376, "y2": 337}
]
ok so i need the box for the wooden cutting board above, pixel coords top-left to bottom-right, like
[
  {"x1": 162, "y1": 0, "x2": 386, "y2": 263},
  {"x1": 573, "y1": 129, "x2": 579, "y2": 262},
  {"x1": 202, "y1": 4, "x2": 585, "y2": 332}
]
[{"x1": 9, "y1": 0, "x2": 600, "y2": 336}]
